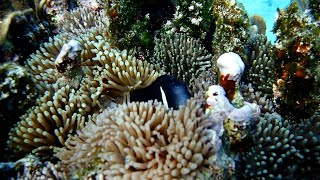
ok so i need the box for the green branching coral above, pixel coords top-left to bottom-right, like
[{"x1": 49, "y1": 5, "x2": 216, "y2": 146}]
[
  {"x1": 273, "y1": 2, "x2": 320, "y2": 121},
  {"x1": 212, "y1": 0, "x2": 250, "y2": 68},
  {"x1": 239, "y1": 112, "x2": 303, "y2": 179}
]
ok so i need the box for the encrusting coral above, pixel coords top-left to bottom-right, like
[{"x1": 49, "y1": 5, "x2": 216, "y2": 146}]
[
  {"x1": 273, "y1": 2, "x2": 320, "y2": 121},
  {"x1": 0, "y1": 62, "x2": 36, "y2": 161},
  {"x1": 55, "y1": 99, "x2": 233, "y2": 179}
]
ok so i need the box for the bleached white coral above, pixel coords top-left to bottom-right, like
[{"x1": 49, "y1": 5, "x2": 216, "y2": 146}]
[
  {"x1": 205, "y1": 85, "x2": 260, "y2": 137},
  {"x1": 217, "y1": 52, "x2": 245, "y2": 82}
]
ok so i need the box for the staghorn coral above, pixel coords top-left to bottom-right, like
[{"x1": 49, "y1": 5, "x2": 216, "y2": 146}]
[
  {"x1": 152, "y1": 33, "x2": 212, "y2": 89},
  {"x1": 55, "y1": 100, "x2": 232, "y2": 179},
  {"x1": 239, "y1": 112, "x2": 303, "y2": 179},
  {"x1": 245, "y1": 34, "x2": 275, "y2": 95}
]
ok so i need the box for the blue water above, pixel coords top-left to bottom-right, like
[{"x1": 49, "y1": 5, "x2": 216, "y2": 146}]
[{"x1": 237, "y1": 0, "x2": 291, "y2": 43}]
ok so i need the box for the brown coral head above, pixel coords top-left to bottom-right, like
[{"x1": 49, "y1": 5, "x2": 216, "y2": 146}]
[
  {"x1": 219, "y1": 74, "x2": 236, "y2": 100},
  {"x1": 55, "y1": 40, "x2": 82, "y2": 74}
]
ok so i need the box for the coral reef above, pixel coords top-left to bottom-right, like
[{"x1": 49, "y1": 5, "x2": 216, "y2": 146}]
[
  {"x1": 0, "y1": 8, "x2": 51, "y2": 63},
  {"x1": 205, "y1": 85, "x2": 260, "y2": 145},
  {"x1": 273, "y1": 2, "x2": 320, "y2": 121},
  {"x1": 56, "y1": 6, "x2": 109, "y2": 37},
  {"x1": 212, "y1": 0, "x2": 250, "y2": 67},
  {"x1": 152, "y1": 33, "x2": 212, "y2": 89},
  {"x1": 239, "y1": 111, "x2": 320, "y2": 179},
  {"x1": 0, "y1": 62, "x2": 36, "y2": 161},
  {"x1": 309, "y1": 0, "x2": 320, "y2": 20},
  {"x1": 1, "y1": 0, "x2": 320, "y2": 179},
  {"x1": 0, "y1": 154, "x2": 67, "y2": 179},
  {"x1": 294, "y1": 113, "x2": 320, "y2": 177},
  {"x1": 56, "y1": 100, "x2": 233, "y2": 179},
  {"x1": 241, "y1": 83, "x2": 275, "y2": 114},
  {"x1": 106, "y1": 0, "x2": 174, "y2": 50},
  {"x1": 161, "y1": 0, "x2": 214, "y2": 47}
]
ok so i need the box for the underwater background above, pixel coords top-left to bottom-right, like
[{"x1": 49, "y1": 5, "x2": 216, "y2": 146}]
[{"x1": 0, "y1": 0, "x2": 319, "y2": 179}]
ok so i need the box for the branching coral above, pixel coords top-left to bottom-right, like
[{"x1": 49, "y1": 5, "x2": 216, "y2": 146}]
[
  {"x1": 55, "y1": 100, "x2": 231, "y2": 179},
  {"x1": 152, "y1": 33, "x2": 212, "y2": 88}
]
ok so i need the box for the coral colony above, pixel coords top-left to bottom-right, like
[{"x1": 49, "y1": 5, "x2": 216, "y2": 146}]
[{"x1": 0, "y1": 0, "x2": 319, "y2": 179}]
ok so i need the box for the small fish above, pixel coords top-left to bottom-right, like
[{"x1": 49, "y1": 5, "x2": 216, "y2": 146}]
[{"x1": 130, "y1": 75, "x2": 190, "y2": 110}]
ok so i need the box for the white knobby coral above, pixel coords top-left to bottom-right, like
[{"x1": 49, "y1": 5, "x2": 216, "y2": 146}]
[{"x1": 205, "y1": 85, "x2": 260, "y2": 138}]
